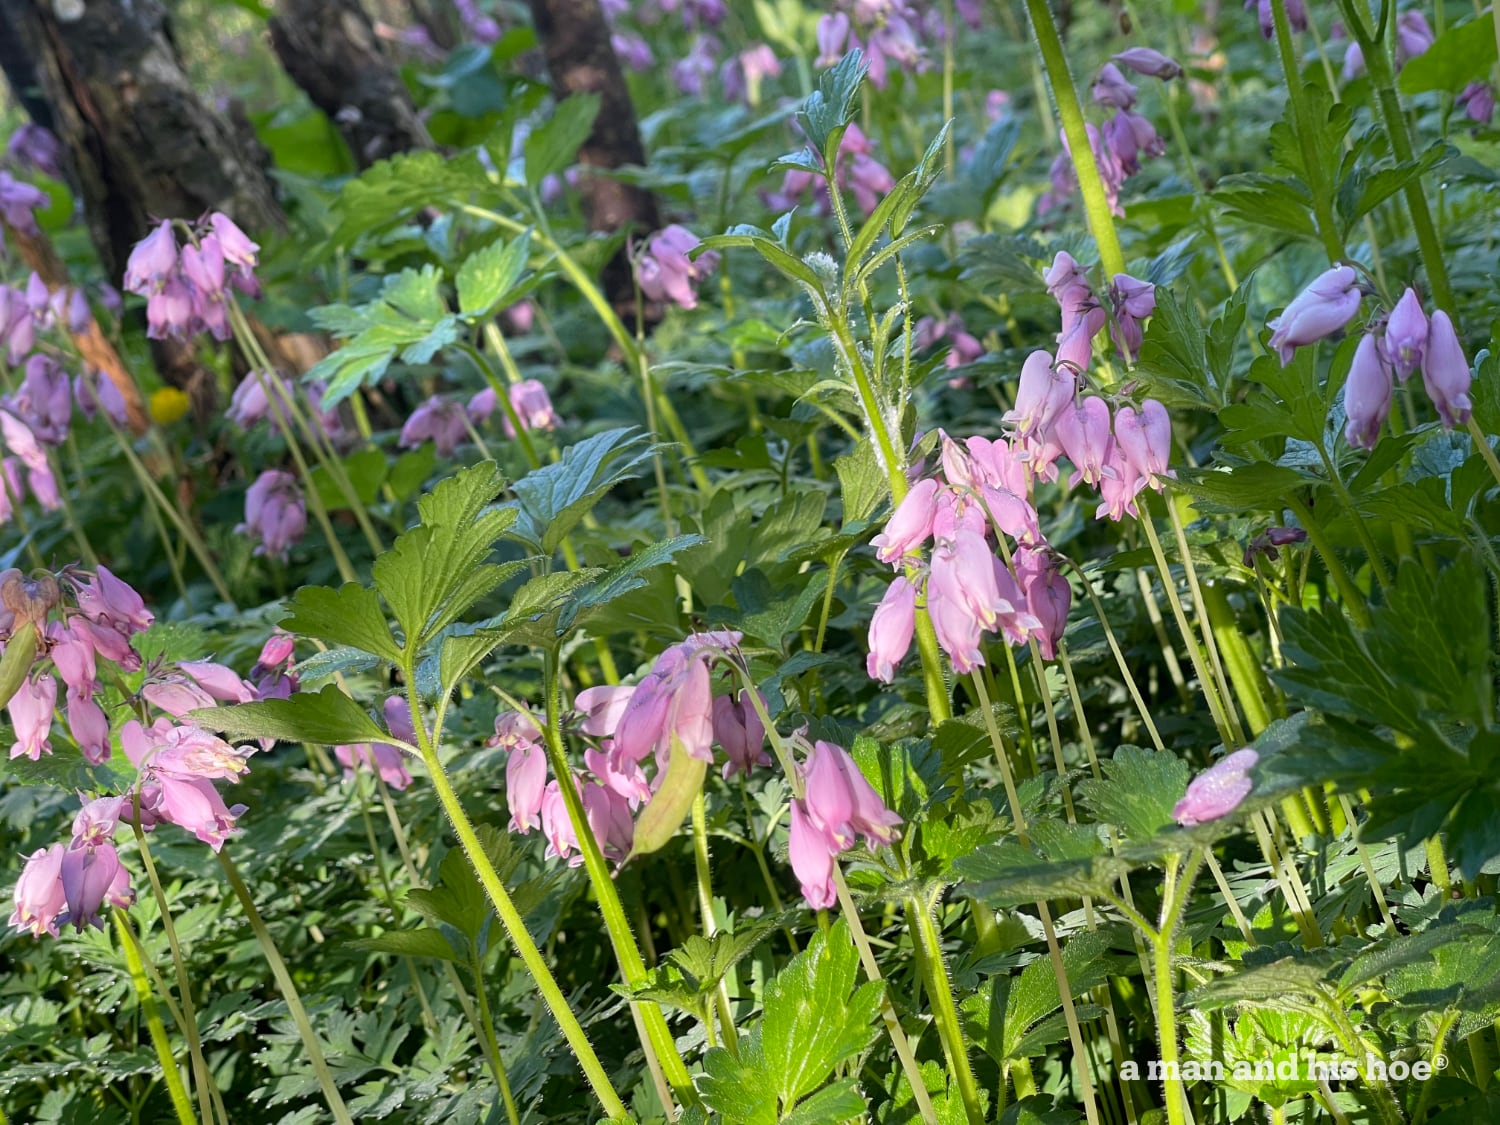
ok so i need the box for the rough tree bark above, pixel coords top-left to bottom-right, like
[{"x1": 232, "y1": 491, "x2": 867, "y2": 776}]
[
  {"x1": 268, "y1": 0, "x2": 431, "y2": 169},
  {"x1": 0, "y1": 0, "x2": 283, "y2": 411},
  {"x1": 0, "y1": 0, "x2": 282, "y2": 283},
  {"x1": 526, "y1": 0, "x2": 661, "y2": 313}
]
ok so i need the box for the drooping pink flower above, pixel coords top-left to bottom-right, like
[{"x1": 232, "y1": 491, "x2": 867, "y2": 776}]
[
  {"x1": 1091, "y1": 63, "x2": 1139, "y2": 109},
  {"x1": 9, "y1": 844, "x2": 68, "y2": 938},
  {"x1": 801, "y1": 740, "x2": 902, "y2": 852},
  {"x1": 180, "y1": 661, "x2": 256, "y2": 705},
  {"x1": 236, "y1": 469, "x2": 306, "y2": 560},
  {"x1": 207, "y1": 212, "x2": 260, "y2": 295},
  {"x1": 73, "y1": 370, "x2": 130, "y2": 428},
  {"x1": 1005, "y1": 350, "x2": 1075, "y2": 446},
  {"x1": 871, "y1": 477, "x2": 941, "y2": 566},
  {"x1": 59, "y1": 842, "x2": 133, "y2": 931},
  {"x1": 1421, "y1": 310, "x2": 1473, "y2": 429},
  {"x1": 816, "y1": 12, "x2": 852, "y2": 66},
  {"x1": 673, "y1": 34, "x2": 721, "y2": 96},
  {"x1": 637, "y1": 226, "x2": 719, "y2": 311},
  {"x1": 575, "y1": 684, "x2": 636, "y2": 738},
  {"x1": 14, "y1": 354, "x2": 72, "y2": 445},
  {"x1": 1015, "y1": 548, "x2": 1071, "y2": 660},
  {"x1": 1112, "y1": 47, "x2": 1182, "y2": 79},
  {"x1": 1266, "y1": 265, "x2": 1362, "y2": 366},
  {"x1": 1103, "y1": 110, "x2": 1165, "y2": 177},
  {"x1": 583, "y1": 781, "x2": 634, "y2": 862},
  {"x1": 71, "y1": 795, "x2": 128, "y2": 849},
  {"x1": 1109, "y1": 273, "x2": 1156, "y2": 362},
  {"x1": 67, "y1": 692, "x2": 111, "y2": 764},
  {"x1": 721, "y1": 43, "x2": 782, "y2": 104},
  {"x1": 9, "y1": 672, "x2": 55, "y2": 760},
  {"x1": 74, "y1": 564, "x2": 154, "y2": 634},
  {"x1": 1343, "y1": 332, "x2": 1393, "y2": 450},
  {"x1": 1457, "y1": 83, "x2": 1496, "y2": 125},
  {"x1": 499, "y1": 380, "x2": 558, "y2": 438},
  {"x1": 0, "y1": 171, "x2": 48, "y2": 236},
  {"x1": 1395, "y1": 11, "x2": 1434, "y2": 67},
  {"x1": 141, "y1": 775, "x2": 247, "y2": 851},
  {"x1": 400, "y1": 396, "x2": 469, "y2": 458},
  {"x1": 712, "y1": 688, "x2": 770, "y2": 779},
  {"x1": 1248, "y1": 0, "x2": 1305, "y2": 38},
  {"x1": 1173, "y1": 748, "x2": 1258, "y2": 825},
  {"x1": 179, "y1": 236, "x2": 231, "y2": 341},
  {"x1": 1112, "y1": 399, "x2": 1173, "y2": 487},
  {"x1": 123, "y1": 221, "x2": 180, "y2": 296},
  {"x1": 540, "y1": 779, "x2": 580, "y2": 864},
  {"x1": 611, "y1": 31, "x2": 654, "y2": 72},
  {"x1": 146, "y1": 277, "x2": 195, "y2": 340},
  {"x1": 1055, "y1": 396, "x2": 1115, "y2": 489},
  {"x1": 866, "y1": 576, "x2": 917, "y2": 683},
  {"x1": 48, "y1": 618, "x2": 98, "y2": 698},
  {"x1": 788, "y1": 799, "x2": 837, "y2": 909}
]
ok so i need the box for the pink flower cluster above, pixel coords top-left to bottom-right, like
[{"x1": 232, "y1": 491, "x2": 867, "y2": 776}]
[
  {"x1": 1042, "y1": 50, "x2": 1175, "y2": 218},
  {"x1": 6, "y1": 123, "x2": 64, "y2": 180},
  {"x1": 762, "y1": 124, "x2": 896, "y2": 218},
  {"x1": 0, "y1": 170, "x2": 48, "y2": 238},
  {"x1": 399, "y1": 379, "x2": 558, "y2": 456},
  {"x1": 494, "y1": 632, "x2": 769, "y2": 866},
  {"x1": 227, "y1": 369, "x2": 344, "y2": 443},
  {"x1": 815, "y1": 1, "x2": 982, "y2": 89},
  {"x1": 865, "y1": 255, "x2": 1173, "y2": 681},
  {"x1": 122, "y1": 213, "x2": 260, "y2": 341},
  {"x1": 8, "y1": 583, "x2": 291, "y2": 939},
  {"x1": 1263, "y1": 268, "x2": 1474, "y2": 447},
  {"x1": 237, "y1": 469, "x2": 307, "y2": 561},
  {"x1": 636, "y1": 226, "x2": 721, "y2": 311},
  {"x1": 0, "y1": 354, "x2": 76, "y2": 520},
  {"x1": 788, "y1": 739, "x2": 902, "y2": 908}
]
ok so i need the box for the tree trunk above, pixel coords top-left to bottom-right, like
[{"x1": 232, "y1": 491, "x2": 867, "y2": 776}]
[
  {"x1": 0, "y1": 0, "x2": 282, "y2": 284},
  {"x1": 268, "y1": 0, "x2": 431, "y2": 169},
  {"x1": 0, "y1": 0, "x2": 284, "y2": 413},
  {"x1": 525, "y1": 0, "x2": 660, "y2": 313}
]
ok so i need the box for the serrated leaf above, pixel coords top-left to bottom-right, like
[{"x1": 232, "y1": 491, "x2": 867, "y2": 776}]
[
  {"x1": 1076, "y1": 745, "x2": 1190, "y2": 842},
  {"x1": 456, "y1": 229, "x2": 532, "y2": 319},
  {"x1": 796, "y1": 50, "x2": 866, "y2": 155},
  {"x1": 348, "y1": 928, "x2": 461, "y2": 963},
  {"x1": 507, "y1": 427, "x2": 654, "y2": 553},
  {"x1": 282, "y1": 583, "x2": 402, "y2": 663}
]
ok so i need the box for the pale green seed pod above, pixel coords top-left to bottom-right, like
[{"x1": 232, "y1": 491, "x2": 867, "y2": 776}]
[
  {"x1": 627, "y1": 733, "x2": 708, "y2": 859},
  {"x1": 0, "y1": 625, "x2": 39, "y2": 712}
]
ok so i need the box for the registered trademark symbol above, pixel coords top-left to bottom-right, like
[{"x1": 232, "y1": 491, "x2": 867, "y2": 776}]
[{"x1": 1434, "y1": 1054, "x2": 1449, "y2": 1071}]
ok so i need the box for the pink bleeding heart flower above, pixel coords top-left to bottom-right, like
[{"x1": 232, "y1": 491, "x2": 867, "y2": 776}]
[
  {"x1": 871, "y1": 477, "x2": 941, "y2": 566},
  {"x1": 59, "y1": 842, "x2": 133, "y2": 931},
  {"x1": 788, "y1": 798, "x2": 837, "y2": 910},
  {"x1": 866, "y1": 576, "x2": 917, "y2": 684},
  {"x1": 800, "y1": 740, "x2": 902, "y2": 852},
  {"x1": 1383, "y1": 287, "x2": 1427, "y2": 383},
  {"x1": 8, "y1": 672, "x2": 56, "y2": 760},
  {"x1": 1173, "y1": 748, "x2": 1259, "y2": 825},
  {"x1": 1343, "y1": 332, "x2": 1393, "y2": 450},
  {"x1": 1420, "y1": 310, "x2": 1473, "y2": 429},
  {"x1": 712, "y1": 688, "x2": 770, "y2": 779},
  {"x1": 9, "y1": 843, "x2": 68, "y2": 938},
  {"x1": 1266, "y1": 266, "x2": 1362, "y2": 366}
]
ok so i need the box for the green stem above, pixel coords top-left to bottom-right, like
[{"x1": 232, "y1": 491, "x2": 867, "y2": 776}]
[
  {"x1": 132, "y1": 821, "x2": 215, "y2": 1125},
  {"x1": 217, "y1": 851, "x2": 354, "y2": 1125},
  {"x1": 692, "y1": 791, "x2": 740, "y2": 1055},
  {"x1": 469, "y1": 947, "x2": 522, "y2": 1125},
  {"x1": 1269, "y1": 0, "x2": 1347, "y2": 261},
  {"x1": 115, "y1": 911, "x2": 197, "y2": 1125},
  {"x1": 1022, "y1": 0, "x2": 1127, "y2": 278},
  {"x1": 401, "y1": 674, "x2": 632, "y2": 1120},
  {"x1": 1152, "y1": 852, "x2": 1206, "y2": 1125},
  {"x1": 907, "y1": 896, "x2": 985, "y2": 1125},
  {"x1": 1060, "y1": 559, "x2": 1166, "y2": 750},
  {"x1": 1285, "y1": 495, "x2": 1372, "y2": 629},
  {"x1": 1341, "y1": 0, "x2": 1454, "y2": 310},
  {"x1": 1466, "y1": 416, "x2": 1500, "y2": 493},
  {"x1": 536, "y1": 655, "x2": 694, "y2": 1106},
  {"x1": 969, "y1": 673, "x2": 1101, "y2": 1124}
]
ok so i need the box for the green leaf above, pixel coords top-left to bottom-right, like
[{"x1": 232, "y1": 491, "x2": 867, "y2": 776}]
[
  {"x1": 796, "y1": 50, "x2": 866, "y2": 155},
  {"x1": 698, "y1": 920, "x2": 882, "y2": 1120},
  {"x1": 776, "y1": 1080, "x2": 867, "y2": 1125},
  {"x1": 1173, "y1": 462, "x2": 1312, "y2": 513},
  {"x1": 1133, "y1": 288, "x2": 1232, "y2": 411},
  {"x1": 196, "y1": 686, "x2": 390, "y2": 747},
  {"x1": 507, "y1": 427, "x2": 654, "y2": 553},
  {"x1": 282, "y1": 583, "x2": 402, "y2": 663},
  {"x1": 456, "y1": 229, "x2": 532, "y2": 319},
  {"x1": 1400, "y1": 14, "x2": 1498, "y2": 95},
  {"x1": 329, "y1": 149, "x2": 494, "y2": 247},
  {"x1": 305, "y1": 266, "x2": 459, "y2": 407},
  {"x1": 373, "y1": 462, "x2": 514, "y2": 645},
  {"x1": 348, "y1": 928, "x2": 461, "y2": 963},
  {"x1": 1076, "y1": 745, "x2": 1190, "y2": 842},
  {"x1": 524, "y1": 94, "x2": 600, "y2": 186},
  {"x1": 700, "y1": 230, "x2": 825, "y2": 293}
]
